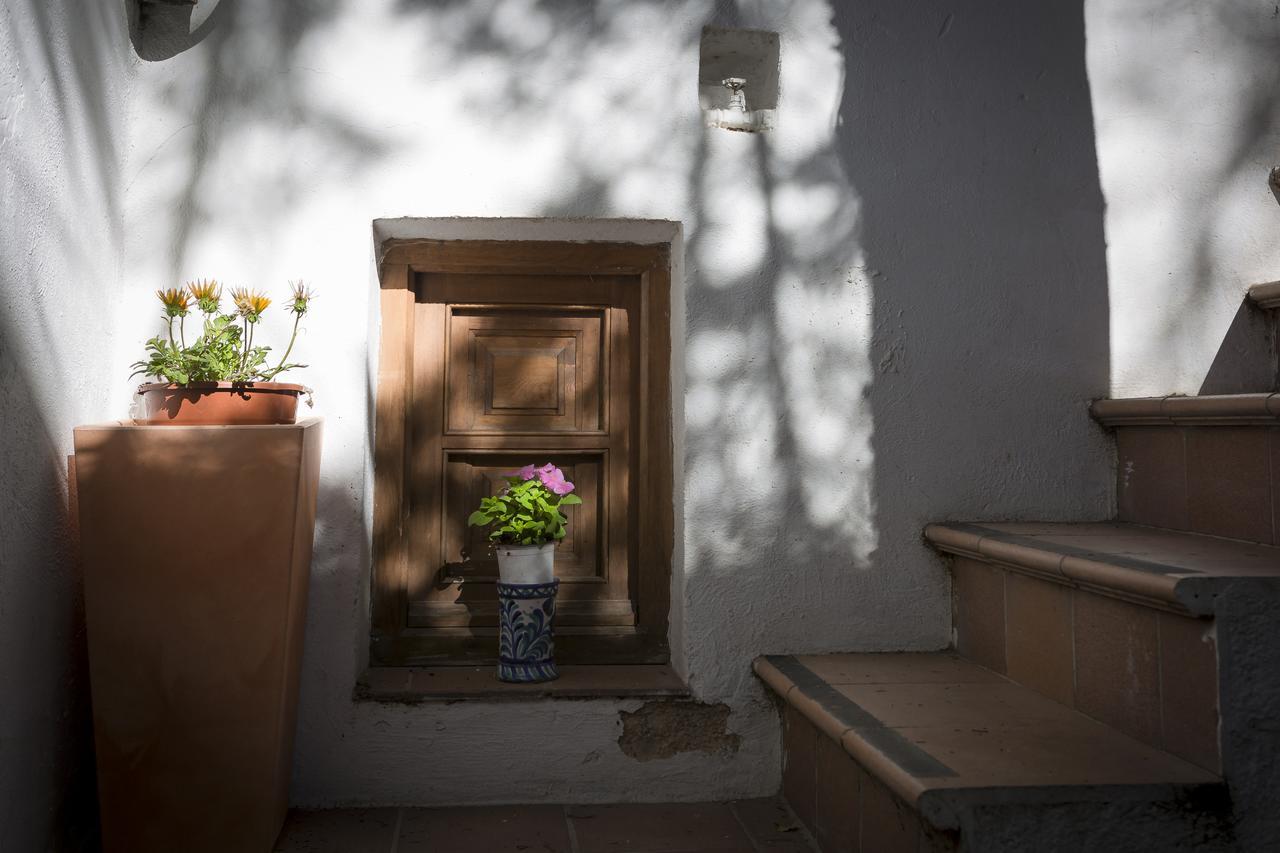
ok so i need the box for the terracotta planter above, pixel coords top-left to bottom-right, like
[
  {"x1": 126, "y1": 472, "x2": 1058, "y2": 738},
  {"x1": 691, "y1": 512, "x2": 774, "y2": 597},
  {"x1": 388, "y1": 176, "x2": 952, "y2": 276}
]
[
  {"x1": 136, "y1": 381, "x2": 309, "y2": 425},
  {"x1": 73, "y1": 419, "x2": 322, "y2": 852}
]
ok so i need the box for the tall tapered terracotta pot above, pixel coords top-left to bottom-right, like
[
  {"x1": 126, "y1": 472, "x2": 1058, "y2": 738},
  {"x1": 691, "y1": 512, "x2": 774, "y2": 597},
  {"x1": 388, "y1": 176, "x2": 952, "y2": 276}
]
[{"x1": 72, "y1": 418, "x2": 322, "y2": 853}]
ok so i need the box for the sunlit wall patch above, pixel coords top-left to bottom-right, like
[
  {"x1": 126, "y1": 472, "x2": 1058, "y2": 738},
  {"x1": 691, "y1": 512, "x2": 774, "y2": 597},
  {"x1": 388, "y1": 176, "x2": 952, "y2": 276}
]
[{"x1": 699, "y1": 26, "x2": 780, "y2": 133}]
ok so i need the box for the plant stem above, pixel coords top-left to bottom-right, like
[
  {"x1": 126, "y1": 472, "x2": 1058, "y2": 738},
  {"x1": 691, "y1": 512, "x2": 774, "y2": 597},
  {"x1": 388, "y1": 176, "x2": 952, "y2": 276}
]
[
  {"x1": 239, "y1": 317, "x2": 250, "y2": 376},
  {"x1": 179, "y1": 316, "x2": 187, "y2": 349},
  {"x1": 166, "y1": 316, "x2": 175, "y2": 348},
  {"x1": 264, "y1": 313, "x2": 301, "y2": 380}
]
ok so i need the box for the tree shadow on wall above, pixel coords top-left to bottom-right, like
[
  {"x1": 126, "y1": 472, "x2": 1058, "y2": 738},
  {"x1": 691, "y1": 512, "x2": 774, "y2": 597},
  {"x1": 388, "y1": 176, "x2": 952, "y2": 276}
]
[
  {"x1": 124, "y1": 0, "x2": 394, "y2": 285},
  {"x1": 1108, "y1": 0, "x2": 1280, "y2": 381}
]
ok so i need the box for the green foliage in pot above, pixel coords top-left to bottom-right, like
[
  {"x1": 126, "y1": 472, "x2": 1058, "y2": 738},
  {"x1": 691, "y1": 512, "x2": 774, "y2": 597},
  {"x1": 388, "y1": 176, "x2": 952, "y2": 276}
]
[
  {"x1": 131, "y1": 279, "x2": 315, "y2": 384},
  {"x1": 467, "y1": 464, "x2": 582, "y2": 546}
]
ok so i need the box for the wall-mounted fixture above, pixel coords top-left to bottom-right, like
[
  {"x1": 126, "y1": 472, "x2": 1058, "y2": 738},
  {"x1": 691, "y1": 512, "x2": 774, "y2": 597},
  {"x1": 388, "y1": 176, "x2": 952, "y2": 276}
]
[
  {"x1": 137, "y1": 0, "x2": 196, "y2": 29},
  {"x1": 1269, "y1": 166, "x2": 1280, "y2": 206},
  {"x1": 699, "y1": 27, "x2": 780, "y2": 133}
]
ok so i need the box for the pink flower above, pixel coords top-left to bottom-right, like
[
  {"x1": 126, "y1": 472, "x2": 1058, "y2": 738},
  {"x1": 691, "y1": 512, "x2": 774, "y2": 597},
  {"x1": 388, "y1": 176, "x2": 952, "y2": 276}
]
[
  {"x1": 507, "y1": 464, "x2": 536, "y2": 480},
  {"x1": 535, "y1": 463, "x2": 575, "y2": 496}
]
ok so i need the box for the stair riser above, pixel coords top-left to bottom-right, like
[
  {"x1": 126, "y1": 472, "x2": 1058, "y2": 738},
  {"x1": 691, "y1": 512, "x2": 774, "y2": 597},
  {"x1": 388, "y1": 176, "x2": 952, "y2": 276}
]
[
  {"x1": 952, "y1": 557, "x2": 1220, "y2": 773},
  {"x1": 1116, "y1": 424, "x2": 1280, "y2": 545},
  {"x1": 782, "y1": 705, "x2": 957, "y2": 853}
]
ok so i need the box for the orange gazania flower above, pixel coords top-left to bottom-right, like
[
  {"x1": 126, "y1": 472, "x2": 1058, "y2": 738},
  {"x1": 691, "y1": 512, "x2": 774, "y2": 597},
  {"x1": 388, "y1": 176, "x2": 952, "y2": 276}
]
[
  {"x1": 287, "y1": 279, "x2": 315, "y2": 315},
  {"x1": 156, "y1": 287, "x2": 191, "y2": 317},
  {"x1": 187, "y1": 278, "x2": 222, "y2": 312},
  {"x1": 230, "y1": 287, "x2": 271, "y2": 320}
]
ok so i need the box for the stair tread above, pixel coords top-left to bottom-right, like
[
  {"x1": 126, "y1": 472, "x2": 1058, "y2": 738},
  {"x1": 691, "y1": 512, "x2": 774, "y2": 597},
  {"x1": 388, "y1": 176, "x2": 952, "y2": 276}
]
[
  {"x1": 757, "y1": 652, "x2": 1218, "y2": 816},
  {"x1": 926, "y1": 521, "x2": 1280, "y2": 614}
]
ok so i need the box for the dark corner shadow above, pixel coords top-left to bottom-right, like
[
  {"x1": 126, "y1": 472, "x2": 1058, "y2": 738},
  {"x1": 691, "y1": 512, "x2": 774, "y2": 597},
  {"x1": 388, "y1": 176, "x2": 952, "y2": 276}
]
[
  {"x1": 830, "y1": 3, "x2": 1111, "y2": 542},
  {"x1": 1199, "y1": 298, "x2": 1279, "y2": 395},
  {"x1": 0, "y1": 347, "x2": 98, "y2": 851}
]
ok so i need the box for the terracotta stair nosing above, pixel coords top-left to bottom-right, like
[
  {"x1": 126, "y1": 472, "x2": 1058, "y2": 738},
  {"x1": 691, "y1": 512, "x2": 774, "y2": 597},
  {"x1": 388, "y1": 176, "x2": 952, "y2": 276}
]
[
  {"x1": 1247, "y1": 280, "x2": 1280, "y2": 311},
  {"x1": 924, "y1": 522, "x2": 1201, "y2": 615},
  {"x1": 1090, "y1": 393, "x2": 1280, "y2": 426},
  {"x1": 756, "y1": 653, "x2": 1224, "y2": 836}
]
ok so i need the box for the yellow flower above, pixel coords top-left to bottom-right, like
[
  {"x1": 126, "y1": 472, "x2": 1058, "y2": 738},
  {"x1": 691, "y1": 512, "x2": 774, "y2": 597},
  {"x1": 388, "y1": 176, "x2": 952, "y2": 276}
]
[
  {"x1": 287, "y1": 279, "x2": 315, "y2": 315},
  {"x1": 156, "y1": 287, "x2": 191, "y2": 317},
  {"x1": 187, "y1": 278, "x2": 222, "y2": 312},
  {"x1": 230, "y1": 287, "x2": 271, "y2": 320}
]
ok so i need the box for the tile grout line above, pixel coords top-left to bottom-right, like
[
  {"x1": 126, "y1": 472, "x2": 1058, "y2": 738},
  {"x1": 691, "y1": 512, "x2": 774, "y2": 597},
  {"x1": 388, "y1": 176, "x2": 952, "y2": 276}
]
[
  {"x1": 388, "y1": 806, "x2": 404, "y2": 853},
  {"x1": 563, "y1": 804, "x2": 581, "y2": 853},
  {"x1": 726, "y1": 800, "x2": 767, "y2": 853}
]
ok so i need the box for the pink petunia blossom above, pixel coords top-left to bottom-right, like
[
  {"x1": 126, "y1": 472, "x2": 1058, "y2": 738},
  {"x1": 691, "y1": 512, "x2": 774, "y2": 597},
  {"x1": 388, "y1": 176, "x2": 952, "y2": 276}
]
[
  {"x1": 506, "y1": 464, "x2": 537, "y2": 480},
  {"x1": 536, "y1": 464, "x2": 575, "y2": 495}
]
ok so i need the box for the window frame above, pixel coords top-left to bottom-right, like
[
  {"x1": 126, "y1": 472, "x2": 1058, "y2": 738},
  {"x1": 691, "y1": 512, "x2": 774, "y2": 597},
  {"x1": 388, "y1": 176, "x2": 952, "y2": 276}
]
[{"x1": 370, "y1": 239, "x2": 674, "y2": 667}]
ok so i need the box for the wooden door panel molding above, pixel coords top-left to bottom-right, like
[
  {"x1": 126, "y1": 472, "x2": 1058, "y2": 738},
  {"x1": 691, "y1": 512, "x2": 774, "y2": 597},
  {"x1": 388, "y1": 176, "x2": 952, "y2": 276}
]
[
  {"x1": 445, "y1": 309, "x2": 605, "y2": 434},
  {"x1": 371, "y1": 239, "x2": 673, "y2": 667}
]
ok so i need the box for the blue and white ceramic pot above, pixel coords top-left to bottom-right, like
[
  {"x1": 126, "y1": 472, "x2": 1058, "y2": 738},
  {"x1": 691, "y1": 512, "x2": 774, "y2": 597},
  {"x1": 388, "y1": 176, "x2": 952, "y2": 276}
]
[{"x1": 496, "y1": 579, "x2": 560, "y2": 683}]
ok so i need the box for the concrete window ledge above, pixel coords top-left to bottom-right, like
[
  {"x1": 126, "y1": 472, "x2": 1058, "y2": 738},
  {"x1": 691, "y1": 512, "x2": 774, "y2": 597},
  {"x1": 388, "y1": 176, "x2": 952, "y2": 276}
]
[{"x1": 356, "y1": 665, "x2": 689, "y2": 703}]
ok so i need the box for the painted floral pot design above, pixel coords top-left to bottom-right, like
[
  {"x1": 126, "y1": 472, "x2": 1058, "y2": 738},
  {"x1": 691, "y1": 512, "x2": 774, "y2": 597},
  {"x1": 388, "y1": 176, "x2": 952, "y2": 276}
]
[{"x1": 496, "y1": 579, "x2": 560, "y2": 683}]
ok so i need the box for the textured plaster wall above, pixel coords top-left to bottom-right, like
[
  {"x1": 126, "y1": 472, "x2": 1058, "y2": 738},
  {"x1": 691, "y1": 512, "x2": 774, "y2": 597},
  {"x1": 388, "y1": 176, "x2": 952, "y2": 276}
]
[
  {"x1": 119, "y1": 0, "x2": 1111, "y2": 806},
  {"x1": 1087, "y1": 0, "x2": 1280, "y2": 397},
  {"x1": 0, "y1": 1, "x2": 131, "y2": 847}
]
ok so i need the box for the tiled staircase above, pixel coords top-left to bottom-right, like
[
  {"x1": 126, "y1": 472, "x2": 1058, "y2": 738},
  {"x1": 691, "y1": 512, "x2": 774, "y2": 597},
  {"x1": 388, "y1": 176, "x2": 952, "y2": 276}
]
[{"x1": 756, "y1": 289, "x2": 1280, "y2": 852}]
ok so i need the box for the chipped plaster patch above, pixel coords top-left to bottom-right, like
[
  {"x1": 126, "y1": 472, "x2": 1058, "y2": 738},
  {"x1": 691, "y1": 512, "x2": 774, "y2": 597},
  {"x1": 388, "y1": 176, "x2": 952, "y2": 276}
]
[{"x1": 618, "y1": 700, "x2": 742, "y2": 762}]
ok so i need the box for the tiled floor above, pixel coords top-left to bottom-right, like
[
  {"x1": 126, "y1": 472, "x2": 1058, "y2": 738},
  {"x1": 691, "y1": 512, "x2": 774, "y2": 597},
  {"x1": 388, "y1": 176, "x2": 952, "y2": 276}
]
[{"x1": 274, "y1": 798, "x2": 818, "y2": 853}]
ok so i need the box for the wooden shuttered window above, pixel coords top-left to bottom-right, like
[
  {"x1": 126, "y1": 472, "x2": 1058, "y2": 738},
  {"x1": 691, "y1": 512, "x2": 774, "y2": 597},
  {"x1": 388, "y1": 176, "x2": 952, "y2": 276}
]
[{"x1": 371, "y1": 240, "x2": 673, "y2": 665}]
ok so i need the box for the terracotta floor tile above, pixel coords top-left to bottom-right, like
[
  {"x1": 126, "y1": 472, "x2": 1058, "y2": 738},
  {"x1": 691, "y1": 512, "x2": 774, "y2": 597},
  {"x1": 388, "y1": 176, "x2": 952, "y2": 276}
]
[
  {"x1": 398, "y1": 805, "x2": 571, "y2": 853},
  {"x1": 273, "y1": 809, "x2": 398, "y2": 853},
  {"x1": 902, "y1": 714, "x2": 1215, "y2": 790},
  {"x1": 1035, "y1": 531, "x2": 1280, "y2": 576},
  {"x1": 782, "y1": 704, "x2": 818, "y2": 832},
  {"x1": 1158, "y1": 613, "x2": 1221, "y2": 773},
  {"x1": 834, "y1": 682, "x2": 1073, "y2": 731},
  {"x1": 567, "y1": 802, "x2": 752, "y2": 852},
  {"x1": 969, "y1": 522, "x2": 1133, "y2": 537},
  {"x1": 1004, "y1": 573, "x2": 1074, "y2": 706},
  {"x1": 728, "y1": 799, "x2": 815, "y2": 852},
  {"x1": 951, "y1": 558, "x2": 1007, "y2": 673},
  {"x1": 792, "y1": 652, "x2": 1003, "y2": 686},
  {"x1": 1073, "y1": 592, "x2": 1162, "y2": 744},
  {"x1": 1115, "y1": 427, "x2": 1188, "y2": 529},
  {"x1": 813, "y1": 735, "x2": 861, "y2": 853}
]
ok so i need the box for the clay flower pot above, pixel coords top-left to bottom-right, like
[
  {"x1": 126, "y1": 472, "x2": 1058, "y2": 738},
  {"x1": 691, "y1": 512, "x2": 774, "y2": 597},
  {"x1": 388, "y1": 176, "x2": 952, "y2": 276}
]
[{"x1": 136, "y1": 381, "x2": 309, "y2": 425}]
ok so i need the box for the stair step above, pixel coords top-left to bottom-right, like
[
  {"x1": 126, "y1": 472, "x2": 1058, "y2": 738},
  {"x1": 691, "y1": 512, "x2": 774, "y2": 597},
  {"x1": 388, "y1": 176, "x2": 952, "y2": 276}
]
[
  {"x1": 1248, "y1": 280, "x2": 1280, "y2": 310},
  {"x1": 925, "y1": 521, "x2": 1280, "y2": 615},
  {"x1": 1088, "y1": 399, "x2": 1280, "y2": 541},
  {"x1": 757, "y1": 652, "x2": 1229, "y2": 852}
]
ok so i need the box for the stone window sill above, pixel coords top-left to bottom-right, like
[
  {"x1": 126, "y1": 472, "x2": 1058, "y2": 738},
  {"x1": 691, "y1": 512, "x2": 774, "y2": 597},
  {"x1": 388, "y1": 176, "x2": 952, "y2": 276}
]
[{"x1": 355, "y1": 664, "x2": 689, "y2": 703}]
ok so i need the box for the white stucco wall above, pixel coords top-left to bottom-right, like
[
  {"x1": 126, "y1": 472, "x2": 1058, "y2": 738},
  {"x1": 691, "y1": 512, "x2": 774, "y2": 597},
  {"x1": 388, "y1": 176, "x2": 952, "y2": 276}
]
[
  {"x1": 1088, "y1": 0, "x2": 1280, "y2": 396},
  {"x1": 0, "y1": 1, "x2": 131, "y2": 848},
  {"x1": 115, "y1": 0, "x2": 1114, "y2": 806}
]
